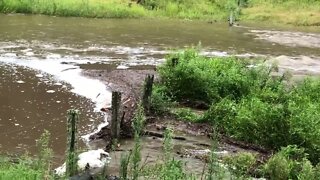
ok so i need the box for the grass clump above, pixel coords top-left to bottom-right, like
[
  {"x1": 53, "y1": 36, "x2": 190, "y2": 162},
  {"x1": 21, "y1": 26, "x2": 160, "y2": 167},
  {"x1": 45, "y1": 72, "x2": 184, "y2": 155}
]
[
  {"x1": 150, "y1": 84, "x2": 174, "y2": 115},
  {"x1": 0, "y1": 157, "x2": 46, "y2": 180},
  {"x1": 131, "y1": 102, "x2": 145, "y2": 180},
  {"x1": 223, "y1": 152, "x2": 257, "y2": 177},
  {"x1": 0, "y1": 131, "x2": 53, "y2": 179},
  {"x1": 172, "y1": 107, "x2": 202, "y2": 122},
  {"x1": 263, "y1": 145, "x2": 318, "y2": 180}
]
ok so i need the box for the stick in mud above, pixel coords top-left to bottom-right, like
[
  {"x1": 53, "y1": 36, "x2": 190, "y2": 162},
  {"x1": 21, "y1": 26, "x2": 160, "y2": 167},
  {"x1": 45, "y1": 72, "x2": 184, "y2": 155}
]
[
  {"x1": 111, "y1": 91, "x2": 122, "y2": 141},
  {"x1": 142, "y1": 74, "x2": 154, "y2": 113}
]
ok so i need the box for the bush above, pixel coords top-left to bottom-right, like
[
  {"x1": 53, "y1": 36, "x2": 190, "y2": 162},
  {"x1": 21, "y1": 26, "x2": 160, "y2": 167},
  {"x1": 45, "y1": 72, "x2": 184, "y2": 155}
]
[
  {"x1": 158, "y1": 49, "x2": 271, "y2": 106},
  {"x1": 264, "y1": 145, "x2": 316, "y2": 180},
  {"x1": 150, "y1": 84, "x2": 174, "y2": 115},
  {"x1": 223, "y1": 152, "x2": 257, "y2": 177}
]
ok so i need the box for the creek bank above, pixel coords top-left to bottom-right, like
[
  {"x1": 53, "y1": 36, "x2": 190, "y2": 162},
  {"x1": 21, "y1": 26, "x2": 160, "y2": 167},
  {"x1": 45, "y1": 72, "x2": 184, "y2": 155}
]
[
  {"x1": 82, "y1": 67, "x2": 270, "y2": 176},
  {"x1": 82, "y1": 68, "x2": 157, "y2": 145}
]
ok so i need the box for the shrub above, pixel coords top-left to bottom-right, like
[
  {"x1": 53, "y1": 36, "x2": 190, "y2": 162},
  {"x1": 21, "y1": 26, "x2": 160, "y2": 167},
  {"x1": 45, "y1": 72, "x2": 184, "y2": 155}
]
[
  {"x1": 264, "y1": 145, "x2": 316, "y2": 180},
  {"x1": 223, "y1": 152, "x2": 257, "y2": 177},
  {"x1": 264, "y1": 152, "x2": 291, "y2": 180},
  {"x1": 158, "y1": 49, "x2": 266, "y2": 106}
]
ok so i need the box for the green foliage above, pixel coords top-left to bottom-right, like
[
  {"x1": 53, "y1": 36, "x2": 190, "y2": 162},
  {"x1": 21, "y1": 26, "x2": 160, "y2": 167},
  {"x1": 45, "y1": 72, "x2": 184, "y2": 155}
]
[
  {"x1": 172, "y1": 108, "x2": 202, "y2": 122},
  {"x1": 0, "y1": 0, "x2": 319, "y2": 25},
  {"x1": 66, "y1": 109, "x2": 80, "y2": 177},
  {"x1": 131, "y1": 103, "x2": 145, "y2": 180},
  {"x1": 0, "y1": 131, "x2": 54, "y2": 179},
  {"x1": 150, "y1": 84, "x2": 174, "y2": 115},
  {"x1": 119, "y1": 152, "x2": 131, "y2": 180},
  {"x1": 264, "y1": 145, "x2": 317, "y2": 180},
  {"x1": 0, "y1": 158, "x2": 45, "y2": 180},
  {"x1": 206, "y1": 128, "x2": 227, "y2": 180},
  {"x1": 224, "y1": 152, "x2": 257, "y2": 177},
  {"x1": 36, "y1": 130, "x2": 53, "y2": 179},
  {"x1": 160, "y1": 128, "x2": 193, "y2": 179},
  {"x1": 160, "y1": 49, "x2": 320, "y2": 166},
  {"x1": 264, "y1": 152, "x2": 291, "y2": 180},
  {"x1": 158, "y1": 49, "x2": 259, "y2": 105}
]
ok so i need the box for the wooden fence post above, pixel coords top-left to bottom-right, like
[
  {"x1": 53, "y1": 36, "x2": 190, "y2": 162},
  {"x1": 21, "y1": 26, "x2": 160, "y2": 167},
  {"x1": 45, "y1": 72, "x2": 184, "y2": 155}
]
[
  {"x1": 66, "y1": 109, "x2": 79, "y2": 177},
  {"x1": 142, "y1": 74, "x2": 154, "y2": 112},
  {"x1": 111, "y1": 91, "x2": 122, "y2": 141}
]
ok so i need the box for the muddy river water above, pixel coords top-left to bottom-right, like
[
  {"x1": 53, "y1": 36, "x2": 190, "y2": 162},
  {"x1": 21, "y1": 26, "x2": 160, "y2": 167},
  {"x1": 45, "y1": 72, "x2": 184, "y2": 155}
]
[{"x1": 0, "y1": 14, "x2": 320, "y2": 168}]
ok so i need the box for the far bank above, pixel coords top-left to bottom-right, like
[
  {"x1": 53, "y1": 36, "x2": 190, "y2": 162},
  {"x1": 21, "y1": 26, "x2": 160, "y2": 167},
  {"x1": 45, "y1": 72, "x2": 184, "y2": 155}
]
[{"x1": 0, "y1": 0, "x2": 319, "y2": 26}]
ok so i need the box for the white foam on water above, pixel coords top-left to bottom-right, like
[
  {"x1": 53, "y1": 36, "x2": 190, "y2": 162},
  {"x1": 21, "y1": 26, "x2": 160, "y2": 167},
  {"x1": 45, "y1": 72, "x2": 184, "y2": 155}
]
[
  {"x1": 0, "y1": 56, "x2": 112, "y2": 112},
  {"x1": 25, "y1": 52, "x2": 34, "y2": 56},
  {"x1": 81, "y1": 113, "x2": 109, "y2": 142},
  {"x1": 116, "y1": 65, "x2": 129, "y2": 70},
  {"x1": 35, "y1": 74, "x2": 44, "y2": 78},
  {"x1": 16, "y1": 80, "x2": 25, "y2": 84},
  {"x1": 54, "y1": 82, "x2": 62, "y2": 86},
  {"x1": 46, "y1": 90, "x2": 55, "y2": 93}
]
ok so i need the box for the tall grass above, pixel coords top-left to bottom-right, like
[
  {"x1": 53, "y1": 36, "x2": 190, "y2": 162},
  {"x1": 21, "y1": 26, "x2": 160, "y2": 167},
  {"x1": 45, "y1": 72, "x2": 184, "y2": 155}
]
[
  {"x1": 131, "y1": 102, "x2": 145, "y2": 180},
  {"x1": 0, "y1": 0, "x2": 148, "y2": 18}
]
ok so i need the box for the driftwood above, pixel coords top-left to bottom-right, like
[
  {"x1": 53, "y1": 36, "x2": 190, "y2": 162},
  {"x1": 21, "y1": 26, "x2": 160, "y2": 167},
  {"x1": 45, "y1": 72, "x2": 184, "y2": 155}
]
[
  {"x1": 219, "y1": 134, "x2": 270, "y2": 155},
  {"x1": 143, "y1": 130, "x2": 186, "y2": 141}
]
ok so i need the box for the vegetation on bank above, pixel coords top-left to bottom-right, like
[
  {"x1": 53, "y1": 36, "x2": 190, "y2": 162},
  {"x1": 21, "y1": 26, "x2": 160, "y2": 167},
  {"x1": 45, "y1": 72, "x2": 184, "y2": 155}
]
[
  {"x1": 3, "y1": 48, "x2": 320, "y2": 179},
  {"x1": 0, "y1": 0, "x2": 319, "y2": 26},
  {"x1": 0, "y1": 131, "x2": 53, "y2": 179},
  {"x1": 151, "y1": 48, "x2": 320, "y2": 178}
]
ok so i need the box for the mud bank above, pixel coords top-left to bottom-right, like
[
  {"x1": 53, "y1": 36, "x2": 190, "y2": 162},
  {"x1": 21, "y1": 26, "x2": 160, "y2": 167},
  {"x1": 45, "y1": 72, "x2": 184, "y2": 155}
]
[{"x1": 82, "y1": 68, "x2": 157, "y2": 145}]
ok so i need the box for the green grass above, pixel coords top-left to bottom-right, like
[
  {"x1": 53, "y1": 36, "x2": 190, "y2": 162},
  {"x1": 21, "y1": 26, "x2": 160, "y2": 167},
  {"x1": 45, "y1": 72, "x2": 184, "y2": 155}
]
[
  {"x1": 0, "y1": 157, "x2": 48, "y2": 180},
  {"x1": 0, "y1": 0, "x2": 148, "y2": 18},
  {"x1": 1, "y1": 0, "x2": 319, "y2": 26},
  {"x1": 242, "y1": 0, "x2": 320, "y2": 26}
]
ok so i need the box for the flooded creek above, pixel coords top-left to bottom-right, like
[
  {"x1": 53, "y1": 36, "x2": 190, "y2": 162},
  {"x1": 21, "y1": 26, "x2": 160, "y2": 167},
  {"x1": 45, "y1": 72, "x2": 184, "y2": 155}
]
[{"x1": 0, "y1": 14, "x2": 320, "y2": 172}]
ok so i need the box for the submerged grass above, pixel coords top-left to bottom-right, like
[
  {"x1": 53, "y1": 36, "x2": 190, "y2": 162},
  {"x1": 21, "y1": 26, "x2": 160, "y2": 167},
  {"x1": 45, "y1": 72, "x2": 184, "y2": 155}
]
[{"x1": 0, "y1": 0, "x2": 319, "y2": 26}]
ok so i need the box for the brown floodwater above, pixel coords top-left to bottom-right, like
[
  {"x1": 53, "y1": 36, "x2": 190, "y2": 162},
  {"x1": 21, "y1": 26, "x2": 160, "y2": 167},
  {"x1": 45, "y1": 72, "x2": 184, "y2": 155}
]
[
  {"x1": 0, "y1": 14, "x2": 320, "y2": 166},
  {"x1": 0, "y1": 63, "x2": 105, "y2": 161}
]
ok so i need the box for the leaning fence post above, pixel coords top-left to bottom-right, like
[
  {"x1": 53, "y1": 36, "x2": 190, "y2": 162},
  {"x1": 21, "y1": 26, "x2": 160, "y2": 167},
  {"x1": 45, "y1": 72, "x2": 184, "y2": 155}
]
[
  {"x1": 142, "y1": 74, "x2": 154, "y2": 112},
  {"x1": 111, "y1": 91, "x2": 122, "y2": 141},
  {"x1": 66, "y1": 109, "x2": 79, "y2": 177}
]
